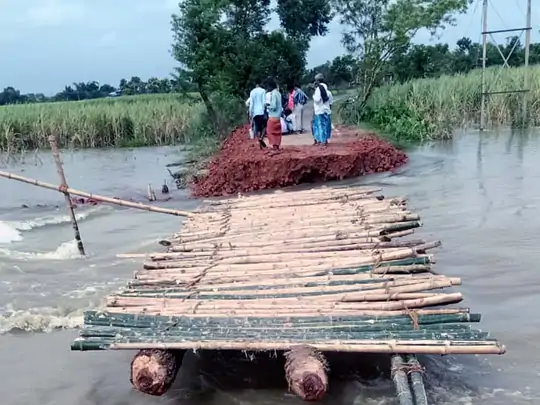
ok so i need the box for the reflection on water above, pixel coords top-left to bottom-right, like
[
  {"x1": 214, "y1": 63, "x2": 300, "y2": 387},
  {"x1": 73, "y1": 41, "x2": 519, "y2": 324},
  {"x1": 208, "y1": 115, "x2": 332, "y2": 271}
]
[{"x1": 0, "y1": 129, "x2": 539, "y2": 404}]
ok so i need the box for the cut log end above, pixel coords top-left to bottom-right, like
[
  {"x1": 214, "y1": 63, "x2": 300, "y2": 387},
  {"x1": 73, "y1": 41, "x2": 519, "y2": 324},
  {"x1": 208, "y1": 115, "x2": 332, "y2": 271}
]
[
  {"x1": 284, "y1": 345, "x2": 329, "y2": 401},
  {"x1": 130, "y1": 349, "x2": 183, "y2": 396}
]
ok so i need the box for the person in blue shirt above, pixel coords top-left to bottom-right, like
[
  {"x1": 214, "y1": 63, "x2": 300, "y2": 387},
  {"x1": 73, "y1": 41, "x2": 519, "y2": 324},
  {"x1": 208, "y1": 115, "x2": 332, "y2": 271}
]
[{"x1": 248, "y1": 78, "x2": 267, "y2": 141}]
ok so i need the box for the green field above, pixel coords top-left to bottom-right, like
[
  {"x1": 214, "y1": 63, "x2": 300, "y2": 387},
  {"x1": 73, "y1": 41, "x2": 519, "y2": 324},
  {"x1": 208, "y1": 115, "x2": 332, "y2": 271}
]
[
  {"x1": 364, "y1": 66, "x2": 539, "y2": 140},
  {"x1": 0, "y1": 93, "x2": 203, "y2": 151}
]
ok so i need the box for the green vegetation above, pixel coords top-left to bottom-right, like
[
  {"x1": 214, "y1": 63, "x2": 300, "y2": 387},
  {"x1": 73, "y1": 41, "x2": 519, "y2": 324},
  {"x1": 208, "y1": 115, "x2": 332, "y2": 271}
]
[
  {"x1": 375, "y1": 66, "x2": 535, "y2": 135},
  {"x1": 336, "y1": 31, "x2": 540, "y2": 143},
  {"x1": 339, "y1": 66, "x2": 535, "y2": 143},
  {"x1": 0, "y1": 94, "x2": 203, "y2": 151}
]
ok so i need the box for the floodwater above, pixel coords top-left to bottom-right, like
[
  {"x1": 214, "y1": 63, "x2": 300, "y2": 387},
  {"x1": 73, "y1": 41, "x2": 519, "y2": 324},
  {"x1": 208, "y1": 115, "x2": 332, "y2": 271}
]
[{"x1": 0, "y1": 129, "x2": 538, "y2": 404}]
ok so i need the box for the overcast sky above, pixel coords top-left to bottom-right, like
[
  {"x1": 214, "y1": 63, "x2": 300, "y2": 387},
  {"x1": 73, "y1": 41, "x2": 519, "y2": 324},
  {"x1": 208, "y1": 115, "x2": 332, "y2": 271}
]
[{"x1": 0, "y1": 0, "x2": 537, "y2": 95}]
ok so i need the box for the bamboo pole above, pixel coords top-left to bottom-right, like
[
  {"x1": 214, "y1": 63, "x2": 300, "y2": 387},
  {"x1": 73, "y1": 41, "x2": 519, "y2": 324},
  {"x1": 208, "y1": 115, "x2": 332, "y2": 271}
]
[
  {"x1": 106, "y1": 341, "x2": 506, "y2": 355},
  {"x1": 117, "y1": 239, "x2": 427, "y2": 259},
  {"x1": 175, "y1": 217, "x2": 413, "y2": 241},
  {"x1": 146, "y1": 239, "x2": 437, "y2": 261},
  {"x1": 141, "y1": 247, "x2": 431, "y2": 271},
  {"x1": 0, "y1": 169, "x2": 194, "y2": 217},
  {"x1": 191, "y1": 198, "x2": 406, "y2": 221},
  {"x1": 202, "y1": 190, "x2": 385, "y2": 209},
  {"x1": 167, "y1": 235, "x2": 387, "y2": 251},
  {"x1": 132, "y1": 268, "x2": 436, "y2": 286},
  {"x1": 165, "y1": 228, "x2": 415, "y2": 252},
  {"x1": 134, "y1": 259, "x2": 435, "y2": 284},
  {"x1": 105, "y1": 291, "x2": 463, "y2": 312},
  {"x1": 169, "y1": 226, "x2": 417, "y2": 247},
  {"x1": 117, "y1": 278, "x2": 460, "y2": 300},
  {"x1": 406, "y1": 355, "x2": 428, "y2": 405},
  {"x1": 128, "y1": 266, "x2": 433, "y2": 288},
  {"x1": 391, "y1": 355, "x2": 414, "y2": 405},
  {"x1": 134, "y1": 261, "x2": 435, "y2": 283},
  {"x1": 141, "y1": 241, "x2": 438, "y2": 265},
  {"x1": 106, "y1": 307, "x2": 469, "y2": 318},
  {"x1": 203, "y1": 186, "x2": 383, "y2": 205},
  {"x1": 48, "y1": 136, "x2": 85, "y2": 256},
  {"x1": 179, "y1": 214, "x2": 420, "y2": 237}
]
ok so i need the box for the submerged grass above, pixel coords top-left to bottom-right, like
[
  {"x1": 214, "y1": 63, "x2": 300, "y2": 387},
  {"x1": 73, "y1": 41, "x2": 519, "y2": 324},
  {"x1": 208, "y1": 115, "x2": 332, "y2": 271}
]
[
  {"x1": 0, "y1": 94, "x2": 203, "y2": 151},
  {"x1": 339, "y1": 65, "x2": 540, "y2": 142}
]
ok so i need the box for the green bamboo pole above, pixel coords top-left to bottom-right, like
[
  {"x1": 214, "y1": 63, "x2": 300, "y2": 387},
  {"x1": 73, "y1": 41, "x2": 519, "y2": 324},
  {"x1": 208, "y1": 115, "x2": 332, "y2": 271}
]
[
  {"x1": 72, "y1": 332, "x2": 497, "y2": 351},
  {"x1": 406, "y1": 355, "x2": 428, "y2": 405},
  {"x1": 391, "y1": 355, "x2": 414, "y2": 405},
  {"x1": 71, "y1": 339, "x2": 505, "y2": 353},
  {"x1": 78, "y1": 327, "x2": 490, "y2": 342},
  {"x1": 84, "y1": 310, "x2": 479, "y2": 328},
  {"x1": 80, "y1": 323, "x2": 474, "y2": 337}
]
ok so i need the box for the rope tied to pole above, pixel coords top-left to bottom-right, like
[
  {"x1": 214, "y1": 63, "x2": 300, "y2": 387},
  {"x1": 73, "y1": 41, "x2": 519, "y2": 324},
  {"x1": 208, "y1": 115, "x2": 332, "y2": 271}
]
[{"x1": 391, "y1": 361, "x2": 425, "y2": 377}]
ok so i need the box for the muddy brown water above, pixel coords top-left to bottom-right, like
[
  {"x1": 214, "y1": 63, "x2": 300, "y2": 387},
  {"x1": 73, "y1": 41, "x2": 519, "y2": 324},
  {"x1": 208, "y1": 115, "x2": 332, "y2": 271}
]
[{"x1": 0, "y1": 129, "x2": 538, "y2": 404}]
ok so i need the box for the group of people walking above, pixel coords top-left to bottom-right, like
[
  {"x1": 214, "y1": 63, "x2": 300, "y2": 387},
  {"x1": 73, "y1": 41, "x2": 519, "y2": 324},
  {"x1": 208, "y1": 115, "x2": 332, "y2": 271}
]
[{"x1": 246, "y1": 73, "x2": 333, "y2": 152}]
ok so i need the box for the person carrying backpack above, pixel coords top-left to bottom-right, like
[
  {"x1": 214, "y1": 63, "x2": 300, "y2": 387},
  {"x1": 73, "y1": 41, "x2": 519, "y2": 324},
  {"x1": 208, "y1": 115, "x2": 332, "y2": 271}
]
[
  {"x1": 311, "y1": 73, "x2": 333, "y2": 147},
  {"x1": 289, "y1": 83, "x2": 308, "y2": 133}
]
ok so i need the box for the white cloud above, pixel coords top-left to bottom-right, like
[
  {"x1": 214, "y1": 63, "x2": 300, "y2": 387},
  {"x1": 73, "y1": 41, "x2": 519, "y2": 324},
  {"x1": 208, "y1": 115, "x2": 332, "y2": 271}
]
[
  {"x1": 25, "y1": 0, "x2": 86, "y2": 27},
  {"x1": 96, "y1": 32, "x2": 117, "y2": 47}
]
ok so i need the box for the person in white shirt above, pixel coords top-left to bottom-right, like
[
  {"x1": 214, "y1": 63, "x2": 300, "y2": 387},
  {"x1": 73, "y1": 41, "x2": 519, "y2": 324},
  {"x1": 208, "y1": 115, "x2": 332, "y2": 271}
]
[{"x1": 311, "y1": 73, "x2": 333, "y2": 146}]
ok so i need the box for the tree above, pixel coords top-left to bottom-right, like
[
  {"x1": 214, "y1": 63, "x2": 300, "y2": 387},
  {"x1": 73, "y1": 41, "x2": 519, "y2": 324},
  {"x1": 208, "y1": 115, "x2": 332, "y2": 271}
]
[
  {"x1": 303, "y1": 55, "x2": 360, "y2": 87},
  {"x1": 170, "y1": 0, "x2": 332, "y2": 132},
  {"x1": 276, "y1": 0, "x2": 333, "y2": 52},
  {"x1": 332, "y1": 0, "x2": 471, "y2": 109},
  {"x1": 171, "y1": 0, "x2": 231, "y2": 129}
]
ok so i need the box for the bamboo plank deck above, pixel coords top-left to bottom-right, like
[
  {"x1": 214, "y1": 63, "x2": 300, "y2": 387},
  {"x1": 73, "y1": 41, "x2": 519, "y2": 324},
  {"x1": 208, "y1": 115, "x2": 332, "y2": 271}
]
[{"x1": 71, "y1": 186, "x2": 505, "y2": 355}]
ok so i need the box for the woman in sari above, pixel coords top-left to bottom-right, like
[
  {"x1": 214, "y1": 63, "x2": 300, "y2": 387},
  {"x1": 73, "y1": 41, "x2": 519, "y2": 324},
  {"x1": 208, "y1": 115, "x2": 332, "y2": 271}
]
[
  {"x1": 265, "y1": 78, "x2": 283, "y2": 151},
  {"x1": 312, "y1": 73, "x2": 333, "y2": 147}
]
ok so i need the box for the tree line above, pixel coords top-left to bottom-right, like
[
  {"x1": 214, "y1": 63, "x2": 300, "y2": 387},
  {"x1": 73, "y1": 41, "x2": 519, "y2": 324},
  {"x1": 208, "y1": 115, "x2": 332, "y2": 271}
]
[
  {"x1": 2, "y1": 0, "x2": 538, "y2": 112},
  {"x1": 304, "y1": 36, "x2": 540, "y2": 88},
  {"x1": 0, "y1": 75, "x2": 191, "y2": 106},
  {"x1": 3, "y1": 34, "x2": 538, "y2": 108}
]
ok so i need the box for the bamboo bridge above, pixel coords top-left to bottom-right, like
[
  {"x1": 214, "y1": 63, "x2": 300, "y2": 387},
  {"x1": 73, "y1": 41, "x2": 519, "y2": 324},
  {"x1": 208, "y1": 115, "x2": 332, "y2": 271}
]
[{"x1": 71, "y1": 186, "x2": 505, "y2": 403}]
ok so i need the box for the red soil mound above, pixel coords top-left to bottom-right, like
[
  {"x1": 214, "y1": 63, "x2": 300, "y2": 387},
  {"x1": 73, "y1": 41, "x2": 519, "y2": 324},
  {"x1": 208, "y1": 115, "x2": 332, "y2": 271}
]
[{"x1": 191, "y1": 125, "x2": 407, "y2": 197}]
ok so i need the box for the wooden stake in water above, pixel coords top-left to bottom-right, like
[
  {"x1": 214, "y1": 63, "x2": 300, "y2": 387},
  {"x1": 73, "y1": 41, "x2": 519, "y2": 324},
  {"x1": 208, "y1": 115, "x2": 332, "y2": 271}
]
[{"x1": 48, "y1": 136, "x2": 86, "y2": 256}]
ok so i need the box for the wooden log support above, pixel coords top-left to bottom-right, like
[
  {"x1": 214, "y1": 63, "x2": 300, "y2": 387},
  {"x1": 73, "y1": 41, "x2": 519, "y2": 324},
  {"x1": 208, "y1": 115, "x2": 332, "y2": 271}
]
[
  {"x1": 130, "y1": 349, "x2": 185, "y2": 396},
  {"x1": 284, "y1": 345, "x2": 329, "y2": 401}
]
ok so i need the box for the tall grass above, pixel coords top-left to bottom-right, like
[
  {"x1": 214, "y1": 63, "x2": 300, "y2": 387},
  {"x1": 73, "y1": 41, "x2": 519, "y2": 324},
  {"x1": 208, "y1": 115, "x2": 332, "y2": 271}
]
[
  {"x1": 340, "y1": 66, "x2": 540, "y2": 142},
  {"x1": 0, "y1": 94, "x2": 204, "y2": 151},
  {"x1": 373, "y1": 66, "x2": 540, "y2": 132}
]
